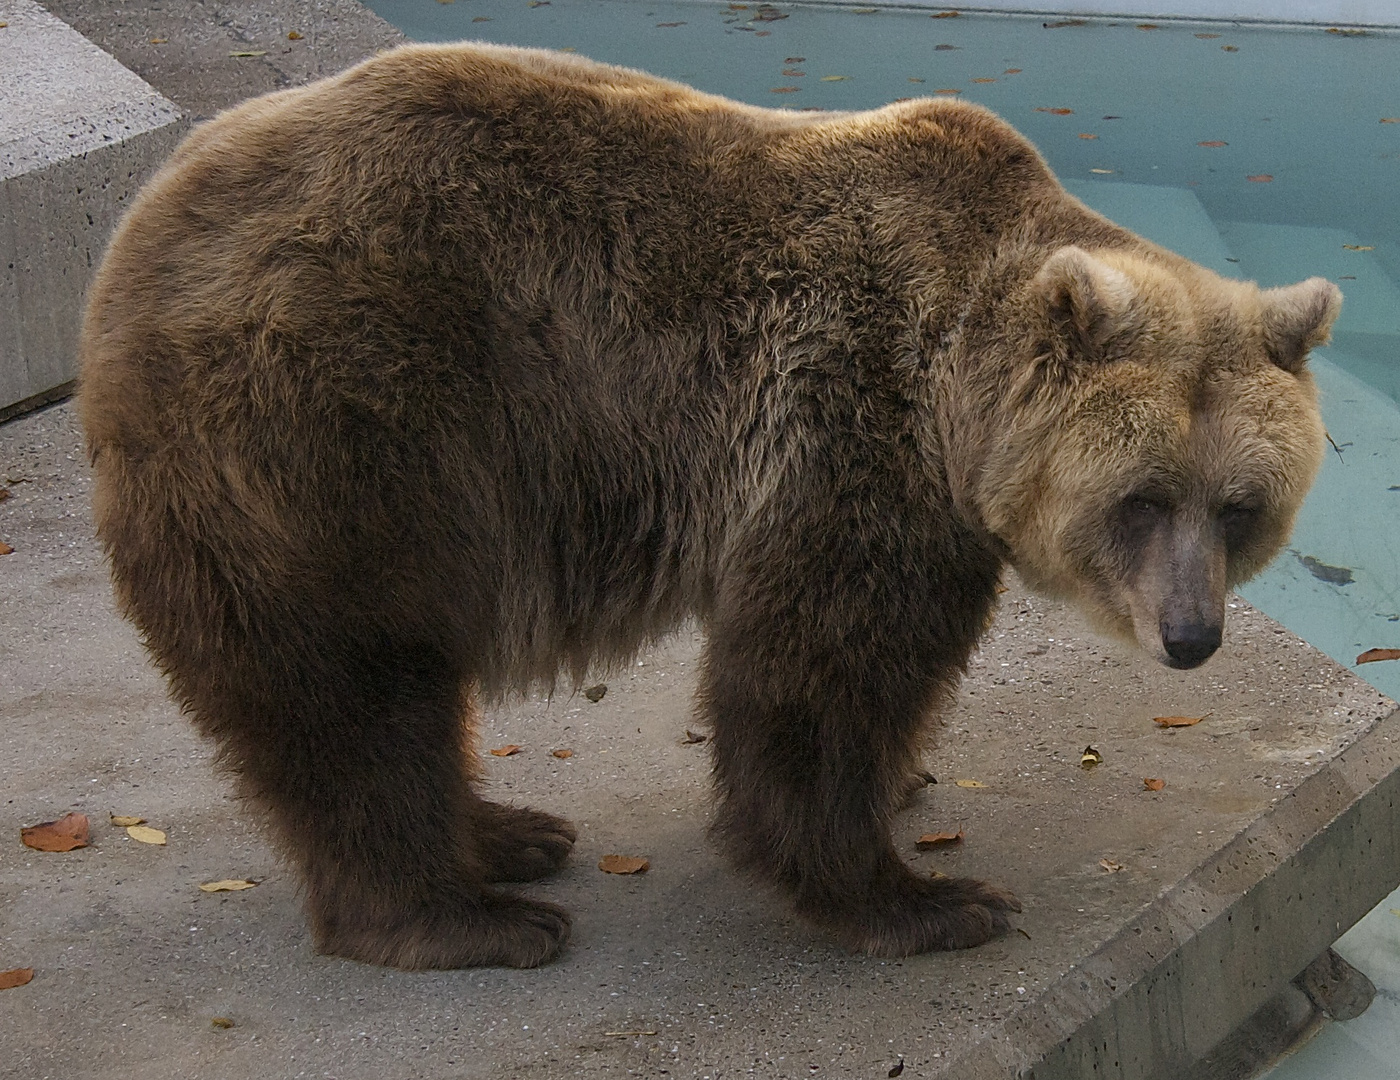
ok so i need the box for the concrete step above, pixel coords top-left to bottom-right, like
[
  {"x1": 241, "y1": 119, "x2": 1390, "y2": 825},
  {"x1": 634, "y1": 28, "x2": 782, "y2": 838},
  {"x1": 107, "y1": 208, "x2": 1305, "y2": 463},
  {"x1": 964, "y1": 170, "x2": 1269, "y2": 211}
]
[{"x1": 0, "y1": 0, "x2": 183, "y2": 418}]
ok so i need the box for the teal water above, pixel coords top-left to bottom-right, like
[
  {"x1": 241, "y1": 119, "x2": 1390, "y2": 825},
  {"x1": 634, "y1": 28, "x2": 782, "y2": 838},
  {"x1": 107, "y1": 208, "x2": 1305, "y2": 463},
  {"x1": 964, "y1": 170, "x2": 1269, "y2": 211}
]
[
  {"x1": 363, "y1": 4, "x2": 1399, "y2": 1074},
  {"x1": 368, "y1": 0, "x2": 1400, "y2": 702}
]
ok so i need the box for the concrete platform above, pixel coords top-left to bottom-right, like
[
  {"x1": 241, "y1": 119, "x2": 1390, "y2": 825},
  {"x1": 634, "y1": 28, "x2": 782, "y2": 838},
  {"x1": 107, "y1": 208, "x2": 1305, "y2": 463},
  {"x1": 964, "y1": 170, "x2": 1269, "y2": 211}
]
[
  {"x1": 1, "y1": 399, "x2": 1396, "y2": 1080},
  {"x1": 0, "y1": 0, "x2": 183, "y2": 418}
]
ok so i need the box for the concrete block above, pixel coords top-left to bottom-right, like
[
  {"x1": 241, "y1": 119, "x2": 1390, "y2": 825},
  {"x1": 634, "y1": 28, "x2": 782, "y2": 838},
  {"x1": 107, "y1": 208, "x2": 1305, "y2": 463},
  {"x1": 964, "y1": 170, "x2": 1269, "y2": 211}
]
[{"x1": 0, "y1": 0, "x2": 183, "y2": 418}]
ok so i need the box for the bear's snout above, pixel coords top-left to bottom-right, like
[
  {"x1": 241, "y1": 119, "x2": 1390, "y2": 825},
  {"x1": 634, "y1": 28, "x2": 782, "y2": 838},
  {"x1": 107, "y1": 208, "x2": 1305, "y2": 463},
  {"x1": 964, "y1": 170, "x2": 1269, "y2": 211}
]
[{"x1": 1159, "y1": 618, "x2": 1222, "y2": 669}]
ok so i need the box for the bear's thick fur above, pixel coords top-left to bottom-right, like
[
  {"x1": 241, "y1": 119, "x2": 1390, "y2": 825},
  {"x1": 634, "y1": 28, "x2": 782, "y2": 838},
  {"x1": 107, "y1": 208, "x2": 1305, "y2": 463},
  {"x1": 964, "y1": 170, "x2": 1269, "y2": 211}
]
[{"x1": 79, "y1": 43, "x2": 1339, "y2": 969}]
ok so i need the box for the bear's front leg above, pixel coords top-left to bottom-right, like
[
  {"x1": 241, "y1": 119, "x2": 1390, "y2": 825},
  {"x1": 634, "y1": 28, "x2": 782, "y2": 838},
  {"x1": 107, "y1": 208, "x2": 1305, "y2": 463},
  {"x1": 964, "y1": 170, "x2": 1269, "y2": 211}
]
[{"x1": 701, "y1": 562, "x2": 1019, "y2": 956}]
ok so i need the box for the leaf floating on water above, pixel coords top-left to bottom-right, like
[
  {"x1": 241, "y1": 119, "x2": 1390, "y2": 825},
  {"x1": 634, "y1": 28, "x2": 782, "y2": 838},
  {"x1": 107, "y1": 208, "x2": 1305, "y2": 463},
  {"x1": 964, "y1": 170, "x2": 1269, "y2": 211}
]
[
  {"x1": 1035, "y1": 107, "x2": 1074, "y2": 115},
  {"x1": 770, "y1": 86, "x2": 801, "y2": 93},
  {"x1": 933, "y1": 43, "x2": 959, "y2": 51},
  {"x1": 1136, "y1": 23, "x2": 1160, "y2": 29},
  {"x1": 1078, "y1": 132, "x2": 1098, "y2": 139},
  {"x1": 1004, "y1": 68, "x2": 1022, "y2": 73},
  {"x1": 109, "y1": 814, "x2": 145, "y2": 827},
  {"x1": 1382, "y1": 118, "x2": 1400, "y2": 124},
  {"x1": 552, "y1": 748, "x2": 574, "y2": 758},
  {"x1": 785, "y1": 56, "x2": 806, "y2": 63},
  {"x1": 1342, "y1": 244, "x2": 1375, "y2": 251},
  {"x1": 1198, "y1": 140, "x2": 1228, "y2": 147},
  {"x1": 934, "y1": 88, "x2": 962, "y2": 95},
  {"x1": 1100, "y1": 858, "x2": 1125, "y2": 873},
  {"x1": 1295, "y1": 552, "x2": 1353, "y2": 584},
  {"x1": 21, "y1": 813, "x2": 89, "y2": 852},
  {"x1": 489, "y1": 744, "x2": 522, "y2": 757},
  {"x1": 930, "y1": 10, "x2": 961, "y2": 17},
  {"x1": 1195, "y1": 32, "x2": 1220, "y2": 38},
  {"x1": 971, "y1": 77, "x2": 997, "y2": 83},
  {"x1": 782, "y1": 68, "x2": 805, "y2": 76},
  {"x1": 953, "y1": 779, "x2": 986, "y2": 788},
  {"x1": 1091, "y1": 168, "x2": 1116, "y2": 174},
  {"x1": 0, "y1": 968, "x2": 34, "y2": 990},
  {"x1": 1325, "y1": 26, "x2": 1368, "y2": 35},
  {"x1": 1153, "y1": 713, "x2": 1209, "y2": 728},
  {"x1": 752, "y1": 5, "x2": 789, "y2": 21},
  {"x1": 1080, "y1": 746, "x2": 1103, "y2": 768},
  {"x1": 198, "y1": 879, "x2": 258, "y2": 892},
  {"x1": 655, "y1": 21, "x2": 686, "y2": 27},
  {"x1": 820, "y1": 75, "x2": 849, "y2": 81},
  {"x1": 1143, "y1": 778, "x2": 1166, "y2": 791},
  {"x1": 598, "y1": 854, "x2": 649, "y2": 874},
  {"x1": 1246, "y1": 174, "x2": 1273, "y2": 182},
  {"x1": 1357, "y1": 648, "x2": 1400, "y2": 664},
  {"x1": 1222, "y1": 44, "x2": 1239, "y2": 51},
  {"x1": 1043, "y1": 19, "x2": 1086, "y2": 27},
  {"x1": 908, "y1": 77, "x2": 926, "y2": 83},
  {"x1": 127, "y1": 825, "x2": 167, "y2": 845},
  {"x1": 916, "y1": 829, "x2": 964, "y2": 849}
]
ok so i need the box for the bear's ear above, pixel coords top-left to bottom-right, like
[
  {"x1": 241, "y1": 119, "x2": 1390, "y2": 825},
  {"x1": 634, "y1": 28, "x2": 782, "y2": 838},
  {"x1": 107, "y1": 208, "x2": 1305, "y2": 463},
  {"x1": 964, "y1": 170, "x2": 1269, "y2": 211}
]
[
  {"x1": 1259, "y1": 277, "x2": 1342, "y2": 374},
  {"x1": 1032, "y1": 245, "x2": 1140, "y2": 362}
]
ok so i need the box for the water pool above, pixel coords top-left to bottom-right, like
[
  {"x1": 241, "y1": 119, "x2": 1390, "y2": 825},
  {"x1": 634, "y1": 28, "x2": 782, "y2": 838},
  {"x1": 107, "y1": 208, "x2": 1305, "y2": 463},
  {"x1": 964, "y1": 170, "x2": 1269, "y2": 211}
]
[{"x1": 365, "y1": 0, "x2": 1400, "y2": 701}]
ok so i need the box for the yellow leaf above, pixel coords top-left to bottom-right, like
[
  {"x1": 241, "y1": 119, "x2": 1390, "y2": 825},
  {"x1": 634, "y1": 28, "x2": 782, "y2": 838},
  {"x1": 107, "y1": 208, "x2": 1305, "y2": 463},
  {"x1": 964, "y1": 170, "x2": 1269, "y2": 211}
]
[
  {"x1": 1080, "y1": 746, "x2": 1103, "y2": 768},
  {"x1": 489, "y1": 744, "x2": 522, "y2": 756},
  {"x1": 1342, "y1": 245, "x2": 1375, "y2": 251},
  {"x1": 1100, "y1": 858, "x2": 1125, "y2": 873},
  {"x1": 598, "y1": 854, "x2": 649, "y2": 874},
  {"x1": 953, "y1": 779, "x2": 985, "y2": 788},
  {"x1": 198, "y1": 879, "x2": 258, "y2": 892},
  {"x1": 821, "y1": 75, "x2": 849, "y2": 82},
  {"x1": 127, "y1": 825, "x2": 167, "y2": 845},
  {"x1": 1091, "y1": 168, "x2": 1115, "y2": 174},
  {"x1": 211, "y1": 1017, "x2": 235, "y2": 1029},
  {"x1": 1153, "y1": 713, "x2": 1208, "y2": 727},
  {"x1": 109, "y1": 814, "x2": 146, "y2": 827}
]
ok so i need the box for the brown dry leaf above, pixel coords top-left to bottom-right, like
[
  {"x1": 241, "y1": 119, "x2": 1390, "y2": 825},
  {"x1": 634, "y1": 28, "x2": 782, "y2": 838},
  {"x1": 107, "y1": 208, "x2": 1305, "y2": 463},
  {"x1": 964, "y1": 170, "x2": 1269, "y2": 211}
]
[
  {"x1": 551, "y1": 748, "x2": 574, "y2": 759},
  {"x1": 655, "y1": 21, "x2": 685, "y2": 27},
  {"x1": 934, "y1": 88, "x2": 961, "y2": 95},
  {"x1": 1137, "y1": 23, "x2": 1160, "y2": 29},
  {"x1": 1080, "y1": 746, "x2": 1103, "y2": 768},
  {"x1": 584, "y1": 683, "x2": 607, "y2": 702},
  {"x1": 1100, "y1": 858, "x2": 1125, "y2": 873},
  {"x1": 1195, "y1": 32, "x2": 1220, "y2": 38},
  {"x1": 1325, "y1": 26, "x2": 1367, "y2": 35},
  {"x1": 782, "y1": 68, "x2": 804, "y2": 76},
  {"x1": 0, "y1": 489, "x2": 8, "y2": 503},
  {"x1": 1357, "y1": 648, "x2": 1400, "y2": 664},
  {"x1": 127, "y1": 825, "x2": 167, "y2": 845},
  {"x1": 1044, "y1": 19, "x2": 1086, "y2": 27},
  {"x1": 930, "y1": 10, "x2": 961, "y2": 17},
  {"x1": 1342, "y1": 244, "x2": 1375, "y2": 251},
  {"x1": 489, "y1": 744, "x2": 522, "y2": 757},
  {"x1": 1004, "y1": 68, "x2": 1022, "y2": 74},
  {"x1": 916, "y1": 829, "x2": 964, "y2": 849},
  {"x1": 198, "y1": 879, "x2": 258, "y2": 892},
  {"x1": 0, "y1": 968, "x2": 34, "y2": 990},
  {"x1": 21, "y1": 813, "x2": 90, "y2": 852},
  {"x1": 1143, "y1": 777, "x2": 1166, "y2": 791},
  {"x1": 953, "y1": 779, "x2": 986, "y2": 788},
  {"x1": 1036, "y1": 107, "x2": 1074, "y2": 115},
  {"x1": 971, "y1": 77, "x2": 997, "y2": 83},
  {"x1": 598, "y1": 854, "x2": 649, "y2": 874},
  {"x1": 908, "y1": 77, "x2": 925, "y2": 83},
  {"x1": 0, "y1": 542, "x2": 13, "y2": 555},
  {"x1": 109, "y1": 814, "x2": 146, "y2": 827},
  {"x1": 681, "y1": 729, "x2": 707, "y2": 744},
  {"x1": 770, "y1": 86, "x2": 800, "y2": 94},
  {"x1": 752, "y1": 5, "x2": 788, "y2": 21},
  {"x1": 1383, "y1": 118, "x2": 1400, "y2": 124},
  {"x1": 149, "y1": 37, "x2": 168, "y2": 44},
  {"x1": 1154, "y1": 713, "x2": 1209, "y2": 727},
  {"x1": 1222, "y1": 45, "x2": 1239, "y2": 51},
  {"x1": 784, "y1": 56, "x2": 805, "y2": 62},
  {"x1": 287, "y1": 30, "x2": 304, "y2": 39},
  {"x1": 1078, "y1": 133, "x2": 1098, "y2": 139},
  {"x1": 1198, "y1": 140, "x2": 1228, "y2": 147},
  {"x1": 889, "y1": 1059, "x2": 906, "y2": 1078},
  {"x1": 211, "y1": 1017, "x2": 235, "y2": 1029}
]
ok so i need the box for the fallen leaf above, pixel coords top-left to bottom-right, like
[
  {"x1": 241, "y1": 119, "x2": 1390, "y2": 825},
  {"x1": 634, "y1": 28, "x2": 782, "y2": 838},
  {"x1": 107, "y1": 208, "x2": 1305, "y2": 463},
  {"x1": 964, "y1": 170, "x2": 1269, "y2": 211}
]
[
  {"x1": 551, "y1": 748, "x2": 574, "y2": 759},
  {"x1": 1222, "y1": 45, "x2": 1239, "y2": 51},
  {"x1": 782, "y1": 68, "x2": 805, "y2": 76},
  {"x1": 584, "y1": 683, "x2": 607, "y2": 702},
  {"x1": 528, "y1": 0, "x2": 550, "y2": 6},
  {"x1": 211, "y1": 1017, "x2": 235, "y2": 1029},
  {"x1": 228, "y1": 50, "x2": 267, "y2": 57},
  {"x1": 1004, "y1": 68, "x2": 1022, "y2": 73},
  {"x1": 1325, "y1": 26, "x2": 1367, "y2": 35},
  {"x1": 1078, "y1": 132, "x2": 1098, "y2": 139},
  {"x1": 472, "y1": 16, "x2": 490, "y2": 21},
  {"x1": 930, "y1": 10, "x2": 961, "y2": 17},
  {"x1": 934, "y1": 43, "x2": 959, "y2": 51},
  {"x1": 127, "y1": 825, "x2": 167, "y2": 845},
  {"x1": 108, "y1": 814, "x2": 146, "y2": 827},
  {"x1": 752, "y1": 5, "x2": 788, "y2": 21},
  {"x1": 1342, "y1": 244, "x2": 1375, "y2": 251},
  {"x1": 770, "y1": 86, "x2": 801, "y2": 93},
  {"x1": 0, "y1": 968, "x2": 34, "y2": 990},
  {"x1": 682, "y1": 729, "x2": 707, "y2": 744},
  {"x1": 598, "y1": 854, "x2": 649, "y2": 874},
  {"x1": 916, "y1": 829, "x2": 964, "y2": 849},
  {"x1": 889, "y1": 1059, "x2": 906, "y2": 1078},
  {"x1": 149, "y1": 37, "x2": 168, "y2": 44},
  {"x1": 1153, "y1": 713, "x2": 1209, "y2": 727},
  {"x1": 1383, "y1": 118, "x2": 1400, "y2": 124},
  {"x1": 489, "y1": 744, "x2": 522, "y2": 757},
  {"x1": 1090, "y1": 168, "x2": 1116, "y2": 174},
  {"x1": 0, "y1": 542, "x2": 13, "y2": 555},
  {"x1": 1391, "y1": 908, "x2": 1400, "y2": 916},
  {"x1": 287, "y1": 30, "x2": 303, "y2": 39},
  {"x1": 953, "y1": 779, "x2": 985, "y2": 788},
  {"x1": 199, "y1": 879, "x2": 259, "y2": 892},
  {"x1": 1246, "y1": 174, "x2": 1273, "y2": 182},
  {"x1": 655, "y1": 21, "x2": 686, "y2": 26},
  {"x1": 1100, "y1": 858, "x2": 1125, "y2": 873},
  {"x1": 1137, "y1": 23, "x2": 1160, "y2": 29},
  {"x1": 1044, "y1": 19, "x2": 1087, "y2": 27},
  {"x1": 1198, "y1": 140, "x2": 1228, "y2": 147},
  {"x1": 1036, "y1": 107, "x2": 1074, "y2": 115},
  {"x1": 0, "y1": 489, "x2": 8, "y2": 503},
  {"x1": 1080, "y1": 746, "x2": 1103, "y2": 768},
  {"x1": 908, "y1": 77, "x2": 926, "y2": 83},
  {"x1": 1103, "y1": 114, "x2": 1122, "y2": 119},
  {"x1": 971, "y1": 77, "x2": 997, "y2": 83},
  {"x1": 21, "y1": 813, "x2": 89, "y2": 852},
  {"x1": 853, "y1": 7, "x2": 879, "y2": 12},
  {"x1": 1016, "y1": 927, "x2": 1032, "y2": 940},
  {"x1": 934, "y1": 88, "x2": 961, "y2": 95},
  {"x1": 1143, "y1": 777, "x2": 1166, "y2": 791},
  {"x1": 820, "y1": 75, "x2": 849, "y2": 82},
  {"x1": 1357, "y1": 648, "x2": 1400, "y2": 664},
  {"x1": 1195, "y1": 32, "x2": 1220, "y2": 38},
  {"x1": 785, "y1": 56, "x2": 806, "y2": 63},
  {"x1": 1296, "y1": 553, "x2": 1352, "y2": 584}
]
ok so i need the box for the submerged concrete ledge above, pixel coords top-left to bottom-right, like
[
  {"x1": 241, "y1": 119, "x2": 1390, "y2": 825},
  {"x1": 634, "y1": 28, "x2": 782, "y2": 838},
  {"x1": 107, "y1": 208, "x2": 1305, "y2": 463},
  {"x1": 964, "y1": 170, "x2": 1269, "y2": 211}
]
[
  {"x1": 0, "y1": 0, "x2": 183, "y2": 417},
  {"x1": 2, "y1": 401, "x2": 1397, "y2": 1079}
]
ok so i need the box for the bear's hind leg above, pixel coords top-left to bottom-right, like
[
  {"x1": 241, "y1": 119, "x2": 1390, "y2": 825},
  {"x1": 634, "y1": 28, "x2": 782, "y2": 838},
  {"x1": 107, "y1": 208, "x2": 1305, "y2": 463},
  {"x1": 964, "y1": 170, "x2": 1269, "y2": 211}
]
[
  {"x1": 472, "y1": 802, "x2": 578, "y2": 883},
  {"x1": 180, "y1": 630, "x2": 571, "y2": 970}
]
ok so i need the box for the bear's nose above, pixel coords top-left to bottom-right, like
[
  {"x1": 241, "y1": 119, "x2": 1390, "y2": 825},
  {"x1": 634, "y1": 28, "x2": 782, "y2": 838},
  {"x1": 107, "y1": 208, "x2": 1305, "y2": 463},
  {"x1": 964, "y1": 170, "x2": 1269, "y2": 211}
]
[{"x1": 1161, "y1": 620, "x2": 1221, "y2": 669}]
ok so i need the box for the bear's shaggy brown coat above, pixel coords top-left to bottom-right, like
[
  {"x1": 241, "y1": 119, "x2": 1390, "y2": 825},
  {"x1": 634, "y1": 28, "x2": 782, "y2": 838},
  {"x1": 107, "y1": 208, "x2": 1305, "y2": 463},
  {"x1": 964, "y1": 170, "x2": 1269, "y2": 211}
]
[{"x1": 80, "y1": 43, "x2": 1338, "y2": 969}]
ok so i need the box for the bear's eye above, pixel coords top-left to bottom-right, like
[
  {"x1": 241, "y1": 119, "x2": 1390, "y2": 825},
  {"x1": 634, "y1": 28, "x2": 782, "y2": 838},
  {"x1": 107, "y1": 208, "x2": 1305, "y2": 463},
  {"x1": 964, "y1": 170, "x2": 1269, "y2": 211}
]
[{"x1": 1124, "y1": 493, "x2": 1169, "y2": 518}]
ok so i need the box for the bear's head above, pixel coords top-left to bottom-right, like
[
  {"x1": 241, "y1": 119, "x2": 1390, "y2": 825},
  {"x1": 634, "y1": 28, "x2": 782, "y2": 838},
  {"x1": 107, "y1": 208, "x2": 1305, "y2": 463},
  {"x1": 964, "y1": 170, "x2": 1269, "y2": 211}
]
[{"x1": 977, "y1": 246, "x2": 1339, "y2": 669}]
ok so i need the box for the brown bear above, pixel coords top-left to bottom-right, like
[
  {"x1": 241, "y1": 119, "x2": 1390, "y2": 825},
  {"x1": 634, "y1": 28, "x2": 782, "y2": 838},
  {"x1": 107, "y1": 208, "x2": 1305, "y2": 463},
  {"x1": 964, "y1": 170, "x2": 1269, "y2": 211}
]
[{"x1": 78, "y1": 43, "x2": 1338, "y2": 969}]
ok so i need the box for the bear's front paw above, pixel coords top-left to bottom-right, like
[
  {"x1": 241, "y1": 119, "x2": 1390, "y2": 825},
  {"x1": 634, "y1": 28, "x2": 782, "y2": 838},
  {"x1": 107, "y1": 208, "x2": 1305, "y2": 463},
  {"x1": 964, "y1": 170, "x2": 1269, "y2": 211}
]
[
  {"x1": 814, "y1": 870, "x2": 1021, "y2": 957},
  {"x1": 314, "y1": 892, "x2": 572, "y2": 970},
  {"x1": 476, "y1": 802, "x2": 578, "y2": 882}
]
